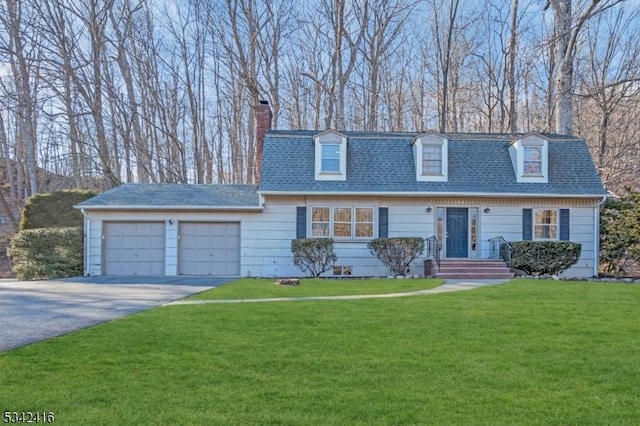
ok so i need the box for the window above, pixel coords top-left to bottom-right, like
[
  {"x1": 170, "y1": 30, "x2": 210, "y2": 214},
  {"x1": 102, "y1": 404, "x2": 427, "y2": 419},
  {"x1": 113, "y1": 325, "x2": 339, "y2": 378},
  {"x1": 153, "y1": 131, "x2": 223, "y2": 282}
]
[
  {"x1": 321, "y1": 144, "x2": 340, "y2": 172},
  {"x1": 422, "y1": 144, "x2": 443, "y2": 175},
  {"x1": 333, "y1": 207, "x2": 352, "y2": 237},
  {"x1": 310, "y1": 207, "x2": 375, "y2": 239},
  {"x1": 513, "y1": 134, "x2": 548, "y2": 183},
  {"x1": 470, "y1": 208, "x2": 478, "y2": 251},
  {"x1": 314, "y1": 130, "x2": 347, "y2": 181},
  {"x1": 534, "y1": 209, "x2": 557, "y2": 240},
  {"x1": 311, "y1": 207, "x2": 330, "y2": 236},
  {"x1": 524, "y1": 146, "x2": 542, "y2": 174},
  {"x1": 355, "y1": 208, "x2": 374, "y2": 237},
  {"x1": 415, "y1": 133, "x2": 448, "y2": 182}
]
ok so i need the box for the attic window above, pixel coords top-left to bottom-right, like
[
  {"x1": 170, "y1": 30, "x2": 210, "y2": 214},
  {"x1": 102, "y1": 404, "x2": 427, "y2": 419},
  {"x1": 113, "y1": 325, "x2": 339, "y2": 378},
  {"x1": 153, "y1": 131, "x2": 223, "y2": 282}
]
[
  {"x1": 321, "y1": 144, "x2": 340, "y2": 172},
  {"x1": 524, "y1": 146, "x2": 542, "y2": 175},
  {"x1": 414, "y1": 133, "x2": 448, "y2": 182},
  {"x1": 512, "y1": 134, "x2": 548, "y2": 183},
  {"x1": 314, "y1": 130, "x2": 347, "y2": 181}
]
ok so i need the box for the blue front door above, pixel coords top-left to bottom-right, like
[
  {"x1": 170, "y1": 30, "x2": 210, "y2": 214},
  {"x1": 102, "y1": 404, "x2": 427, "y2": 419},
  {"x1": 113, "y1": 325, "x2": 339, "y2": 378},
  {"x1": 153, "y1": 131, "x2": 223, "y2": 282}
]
[{"x1": 446, "y1": 208, "x2": 468, "y2": 258}]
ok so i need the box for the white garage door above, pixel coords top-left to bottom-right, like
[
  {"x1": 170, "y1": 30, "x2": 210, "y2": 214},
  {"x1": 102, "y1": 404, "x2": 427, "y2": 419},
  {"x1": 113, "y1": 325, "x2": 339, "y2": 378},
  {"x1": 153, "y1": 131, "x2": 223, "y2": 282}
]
[
  {"x1": 179, "y1": 222, "x2": 241, "y2": 276},
  {"x1": 103, "y1": 222, "x2": 165, "y2": 275}
]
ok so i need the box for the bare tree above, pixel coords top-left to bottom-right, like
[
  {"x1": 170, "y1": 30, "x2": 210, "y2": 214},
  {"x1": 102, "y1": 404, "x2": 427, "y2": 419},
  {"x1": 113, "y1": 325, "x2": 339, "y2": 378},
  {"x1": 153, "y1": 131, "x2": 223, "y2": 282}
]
[{"x1": 546, "y1": 0, "x2": 626, "y2": 135}]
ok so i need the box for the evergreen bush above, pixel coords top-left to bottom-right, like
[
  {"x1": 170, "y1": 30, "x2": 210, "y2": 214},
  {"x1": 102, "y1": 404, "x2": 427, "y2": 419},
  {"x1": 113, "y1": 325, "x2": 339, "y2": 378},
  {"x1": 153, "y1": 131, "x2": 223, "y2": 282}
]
[
  {"x1": 9, "y1": 227, "x2": 83, "y2": 280},
  {"x1": 19, "y1": 190, "x2": 97, "y2": 230},
  {"x1": 510, "y1": 241, "x2": 581, "y2": 276}
]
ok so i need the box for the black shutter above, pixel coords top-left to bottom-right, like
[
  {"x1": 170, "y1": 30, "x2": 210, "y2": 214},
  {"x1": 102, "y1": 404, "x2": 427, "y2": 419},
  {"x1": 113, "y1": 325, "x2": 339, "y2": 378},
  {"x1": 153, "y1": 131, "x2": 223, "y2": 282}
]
[
  {"x1": 296, "y1": 207, "x2": 307, "y2": 239},
  {"x1": 559, "y1": 209, "x2": 570, "y2": 241},
  {"x1": 378, "y1": 207, "x2": 389, "y2": 238},
  {"x1": 522, "y1": 208, "x2": 533, "y2": 240}
]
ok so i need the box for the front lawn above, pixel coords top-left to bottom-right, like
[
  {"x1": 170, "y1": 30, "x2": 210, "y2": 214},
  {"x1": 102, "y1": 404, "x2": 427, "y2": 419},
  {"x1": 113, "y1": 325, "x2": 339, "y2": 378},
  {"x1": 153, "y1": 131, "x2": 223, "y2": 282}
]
[
  {"x1": 189, "y1": 277, "x2": 444, "y2": 299},
  {"x1": 1, "y1": 280, "x2": 640, "y2": 425}
]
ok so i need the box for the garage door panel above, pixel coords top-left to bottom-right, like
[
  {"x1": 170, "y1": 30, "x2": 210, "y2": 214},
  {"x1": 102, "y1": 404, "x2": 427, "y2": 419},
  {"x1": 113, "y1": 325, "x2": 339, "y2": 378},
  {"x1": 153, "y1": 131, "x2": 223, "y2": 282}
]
[
  {"x1": 103, "y1": 222, "x2": 165, "y2": 276},
  {"x1": 179, "y1": 222, "x2": 240, "y2": 276}
]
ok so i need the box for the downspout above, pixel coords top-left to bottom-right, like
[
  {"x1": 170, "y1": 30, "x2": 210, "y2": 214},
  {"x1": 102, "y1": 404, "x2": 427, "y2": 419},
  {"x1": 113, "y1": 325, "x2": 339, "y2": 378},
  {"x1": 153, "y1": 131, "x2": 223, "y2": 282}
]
[
  {"x1": 594, "y1": 197, "x2": 606, "y2": 277},
  {"x1": 80, "y1": 208, "x2": 89, "y2": 276}
]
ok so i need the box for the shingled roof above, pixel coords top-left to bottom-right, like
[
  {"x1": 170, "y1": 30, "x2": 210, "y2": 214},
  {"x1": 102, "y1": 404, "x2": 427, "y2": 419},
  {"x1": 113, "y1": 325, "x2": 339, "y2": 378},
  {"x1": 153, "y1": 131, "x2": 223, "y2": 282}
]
[
  {"x1": 259, "y1": 131, "x2": 607, "y2": 197},
  {"x1": 76, "y1": 184, "x2": 260, "y2": 209}
]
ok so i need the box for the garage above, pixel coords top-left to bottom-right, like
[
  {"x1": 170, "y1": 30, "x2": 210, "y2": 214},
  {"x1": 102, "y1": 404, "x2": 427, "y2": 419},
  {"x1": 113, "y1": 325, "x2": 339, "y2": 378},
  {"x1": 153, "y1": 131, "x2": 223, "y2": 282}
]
[
  {"x1": 179, "y1": 222, "x2": 241, "y2": 276},
  {"x1": 103, "y1": 222, "x2": 165, "y2": 275}
]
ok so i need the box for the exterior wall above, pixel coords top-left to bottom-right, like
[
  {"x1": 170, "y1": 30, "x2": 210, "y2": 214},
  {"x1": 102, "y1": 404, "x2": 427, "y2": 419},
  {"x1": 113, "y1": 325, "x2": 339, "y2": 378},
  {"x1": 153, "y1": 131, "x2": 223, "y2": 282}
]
[
  {"x1": 259, "y1": 195, "x2": 600, "y2": 278},
  {"x1": 81, "y1": 195, "x2": 601, "y2": 278}
]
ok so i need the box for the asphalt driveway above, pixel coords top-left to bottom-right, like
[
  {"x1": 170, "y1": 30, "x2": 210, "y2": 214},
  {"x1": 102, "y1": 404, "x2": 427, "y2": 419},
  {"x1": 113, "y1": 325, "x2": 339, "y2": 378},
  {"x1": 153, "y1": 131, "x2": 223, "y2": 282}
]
[{"x1": 0, "y1": 276, "x2": 235, "y2": 352}]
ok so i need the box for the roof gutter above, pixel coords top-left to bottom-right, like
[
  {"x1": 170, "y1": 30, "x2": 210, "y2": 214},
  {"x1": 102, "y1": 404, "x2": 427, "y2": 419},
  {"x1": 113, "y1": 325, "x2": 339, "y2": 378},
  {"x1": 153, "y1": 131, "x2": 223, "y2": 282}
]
[
  {"x1": 257, "y1": 190, "x2": 609, "y2": 199},
  {"x1": 73, "y1": 205, "x2": 264, "y2": 212}
]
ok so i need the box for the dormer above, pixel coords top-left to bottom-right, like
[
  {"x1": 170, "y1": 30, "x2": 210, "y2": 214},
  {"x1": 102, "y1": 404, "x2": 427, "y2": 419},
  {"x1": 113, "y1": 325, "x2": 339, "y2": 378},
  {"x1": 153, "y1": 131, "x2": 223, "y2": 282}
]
[
  {"x1": 510, "y1": 133, "x2": 549, "y2": 183},
  {"x1": 413, "y1": 131, "x2": 448, "y2": 182},
  {"x1": 314, "y1": 130, "x2": 347, "y2": 181}
]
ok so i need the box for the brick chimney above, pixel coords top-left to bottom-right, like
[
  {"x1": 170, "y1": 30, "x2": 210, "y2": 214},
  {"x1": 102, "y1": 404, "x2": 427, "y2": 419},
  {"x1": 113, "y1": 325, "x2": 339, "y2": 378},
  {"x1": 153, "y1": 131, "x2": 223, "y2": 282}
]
[{"x1": 255, "y1": 100, "x2": 272, "y2": 186}]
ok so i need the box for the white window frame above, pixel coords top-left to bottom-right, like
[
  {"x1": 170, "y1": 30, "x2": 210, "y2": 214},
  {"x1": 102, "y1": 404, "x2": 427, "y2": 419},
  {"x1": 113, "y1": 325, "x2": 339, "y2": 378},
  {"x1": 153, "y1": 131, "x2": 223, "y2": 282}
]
[
  {"x1": 314, "y1": 130, "x2": 347, "y2": 181},
  {"x1": 533, "y1": 209, "x2": 558, "y2": 241},
  {"x1": 310, "y1": 206, "x2": 375, "y2": 240},
  {"x1": 514, "y1": 134, "x2": 548, "y2": 183},
  {"x1": 414, "y1": 132, "x2": 448, "y2": 182}
]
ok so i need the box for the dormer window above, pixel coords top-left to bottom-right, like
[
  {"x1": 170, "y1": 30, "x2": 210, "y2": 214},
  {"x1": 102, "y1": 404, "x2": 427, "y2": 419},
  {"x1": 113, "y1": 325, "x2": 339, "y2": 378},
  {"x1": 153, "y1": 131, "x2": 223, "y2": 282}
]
[
  {"x1": 511, "y1": 134, "x2": 548, "y2": 183},
  {"x1": 414, "y1": 132, "x2": 448, "y2": 182},
  {"x1": 321, "y1": 144, "x2": 340, "y2": 172},
  {"x1": 524, "y1": 146, "x2": 542, "y2": 175},
  {"x1": 314, "y1": 130, "x2": 347, "y2": 181},
  {"x1": 422, "y1": 144, "x2": 443, "y2": 175}
]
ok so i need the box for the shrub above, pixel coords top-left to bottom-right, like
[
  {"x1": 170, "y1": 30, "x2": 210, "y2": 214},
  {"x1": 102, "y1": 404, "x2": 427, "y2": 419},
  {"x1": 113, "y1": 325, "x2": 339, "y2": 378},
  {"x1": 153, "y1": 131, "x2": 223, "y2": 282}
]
[
  {"x1": 368, "y1": 237, "x2": 425, "y2": 276},
  {"x1": 510, "y1": 241, "x2": 581, "y2": 276},
  {"x1": 9, "y1": 227, "x2": 83, "y2": 280},
  {"x1": 291, "y1": 238, "x2": 337, "y2": 277},
  {"x1": 599, "y1": 193, "x2": 640, "y2": 277},
  {"x1": 20, "y1": 190, "x2": 97, "y2": 230}
]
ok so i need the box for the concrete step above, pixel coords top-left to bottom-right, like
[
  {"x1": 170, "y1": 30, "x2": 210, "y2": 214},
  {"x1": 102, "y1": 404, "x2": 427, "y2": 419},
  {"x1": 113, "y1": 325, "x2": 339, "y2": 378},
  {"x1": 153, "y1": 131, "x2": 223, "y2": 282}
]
[{"x1": 434, "y1": 259, "x2": 514, "y2": 279}]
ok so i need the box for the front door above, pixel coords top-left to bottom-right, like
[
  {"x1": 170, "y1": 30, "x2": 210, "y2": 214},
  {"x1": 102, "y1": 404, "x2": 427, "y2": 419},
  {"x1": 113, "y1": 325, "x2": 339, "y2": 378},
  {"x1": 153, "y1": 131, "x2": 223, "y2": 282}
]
[{"x1": 446, "y1": 208, "x2": 468, "y2": 258}]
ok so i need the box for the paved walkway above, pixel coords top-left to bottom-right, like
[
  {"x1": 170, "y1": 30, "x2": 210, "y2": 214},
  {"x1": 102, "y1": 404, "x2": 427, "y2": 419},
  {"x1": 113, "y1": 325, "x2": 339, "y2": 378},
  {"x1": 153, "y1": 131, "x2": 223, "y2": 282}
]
[{"x1": 165, "y1": 279, "x2": 508, "y2": 306}]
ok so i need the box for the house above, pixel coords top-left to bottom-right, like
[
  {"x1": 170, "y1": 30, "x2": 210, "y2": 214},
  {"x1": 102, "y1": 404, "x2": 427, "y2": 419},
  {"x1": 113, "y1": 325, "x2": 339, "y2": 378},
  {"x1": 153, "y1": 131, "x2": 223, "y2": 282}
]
[{"x1": 76, "y1": 102, "x2": 608, "y2": 278}]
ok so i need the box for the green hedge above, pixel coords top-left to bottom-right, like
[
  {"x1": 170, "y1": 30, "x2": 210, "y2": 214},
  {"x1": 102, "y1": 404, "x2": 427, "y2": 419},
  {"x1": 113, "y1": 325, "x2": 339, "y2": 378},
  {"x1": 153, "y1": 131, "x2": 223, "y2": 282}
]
[
  {"x1": 9, "y1": 227, "x2": 83, "y2": 280},
  {"x1": 19, "y1": 190, "x2": 97, "y2": 230},
  {"x1": 511, "y1": 241, "x2": 581, "y2": 276}
]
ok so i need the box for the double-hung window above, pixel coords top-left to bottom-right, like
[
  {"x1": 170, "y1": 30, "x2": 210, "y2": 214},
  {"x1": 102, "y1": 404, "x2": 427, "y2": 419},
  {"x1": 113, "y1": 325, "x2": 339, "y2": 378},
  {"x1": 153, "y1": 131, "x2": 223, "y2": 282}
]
[
  {"x1": 415, "y1": 133, "x2": 448, "y2": 182},
  {"x1": 422, "y1": 144, "x2": 443, "y2": 175},
  {"x1": 524, "y1": 146, "x2": 542, "y2": 175},
  {"x1": 321, "y1": 144, "x2": 340, "y2": 173},
  {"x1": 311, "y1": 207, "x2": 375, "y2": 239},
  {"x1": 534, "y1": 209, "x2": 557, "y2": 240}
]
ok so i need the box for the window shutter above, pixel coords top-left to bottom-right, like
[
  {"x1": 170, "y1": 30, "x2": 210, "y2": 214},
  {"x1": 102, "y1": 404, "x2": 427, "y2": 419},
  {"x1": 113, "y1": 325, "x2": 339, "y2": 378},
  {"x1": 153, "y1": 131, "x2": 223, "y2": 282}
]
[
  {"x1": 296, "y1": 207, "x2": 307, "y2": 239},
  {"x1": 378, "y1": 207, "x2": 389, "y2": 238},
  {"x1": 522, "y1": 209, "x2": 532, "y2": 240},
  {"x1": 559, "y1": 209, "x2": 570, "y2": 241}
]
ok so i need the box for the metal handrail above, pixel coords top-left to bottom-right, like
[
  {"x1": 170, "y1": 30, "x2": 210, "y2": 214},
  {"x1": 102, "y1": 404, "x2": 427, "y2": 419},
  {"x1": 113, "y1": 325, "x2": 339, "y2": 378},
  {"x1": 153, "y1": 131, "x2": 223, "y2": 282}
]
[
  {"x1": 488, "y1": 236, "x2": 512, "y2": 267},
  {"x1": 425, "y1": 235, "x2": 441, "y2": 272}
]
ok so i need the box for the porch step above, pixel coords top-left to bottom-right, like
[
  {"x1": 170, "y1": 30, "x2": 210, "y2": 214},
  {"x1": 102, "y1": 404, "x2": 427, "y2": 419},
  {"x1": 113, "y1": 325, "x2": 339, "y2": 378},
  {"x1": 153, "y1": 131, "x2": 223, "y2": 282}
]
[{"x1": 435, "y1": 259, "x2": 514, "y2": 279}]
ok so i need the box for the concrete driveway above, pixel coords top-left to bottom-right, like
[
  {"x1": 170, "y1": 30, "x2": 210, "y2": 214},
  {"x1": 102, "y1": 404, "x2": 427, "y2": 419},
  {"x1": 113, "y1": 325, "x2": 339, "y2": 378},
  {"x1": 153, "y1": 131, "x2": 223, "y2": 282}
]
[{"x1": 0, "y1": 276, "x2": 235, "y2": 353}]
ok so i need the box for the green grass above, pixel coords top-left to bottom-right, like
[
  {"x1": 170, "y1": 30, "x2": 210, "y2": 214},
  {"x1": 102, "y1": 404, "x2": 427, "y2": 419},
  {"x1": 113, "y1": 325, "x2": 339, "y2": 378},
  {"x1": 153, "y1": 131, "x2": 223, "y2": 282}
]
[
  {"x1": 2, "y1": 280, "x2": 640, "y2": 425},
  {"x1": 189, "y1": 277, "x2": 444, "y2": 299}
]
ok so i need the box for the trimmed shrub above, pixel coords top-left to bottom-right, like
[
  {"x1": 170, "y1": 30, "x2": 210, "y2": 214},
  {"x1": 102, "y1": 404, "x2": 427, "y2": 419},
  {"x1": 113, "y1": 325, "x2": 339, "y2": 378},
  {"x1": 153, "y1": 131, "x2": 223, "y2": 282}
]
[
  {"x1": 368, "y1": 237, "x2": 425, "y2": 276},
  {"x1": 9, "y1": 227, "x2": 83, "y2": 280},
  {"x1": 599, "y1": 193, "x2": 640, "y2": 277},
  {"x1": 19, "y1": 190, "x2": 97, "y2": 230},
  {"x1": 291, "y1": 238, "x2": 337, "y2": 277},
  {"x1": 510, "y1": 241, "x2": 581, "y2": 276}
]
